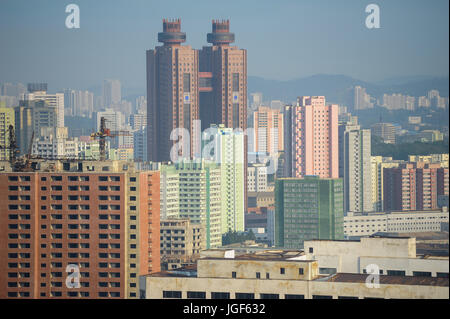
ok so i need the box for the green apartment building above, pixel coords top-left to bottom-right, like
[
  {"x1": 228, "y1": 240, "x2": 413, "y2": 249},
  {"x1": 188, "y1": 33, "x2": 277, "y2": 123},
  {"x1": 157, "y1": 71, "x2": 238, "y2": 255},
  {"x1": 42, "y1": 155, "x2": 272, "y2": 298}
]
[
  {"x1": 275, "y1": 176, "x2": 344, "y2": 249},
  {"x1": 161, "y1": 160, "x2": 222, "y2": 248},
  {"x1": 202, "y1": 124, "x2": 245, "y2": 235}
]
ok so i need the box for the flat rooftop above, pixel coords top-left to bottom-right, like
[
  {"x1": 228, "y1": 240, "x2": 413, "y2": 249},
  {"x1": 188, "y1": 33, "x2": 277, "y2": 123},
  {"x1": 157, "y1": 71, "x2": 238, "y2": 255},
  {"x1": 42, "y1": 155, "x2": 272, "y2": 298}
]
[
  {"x1": 321, "y1": 273, "x2": 449, "y2": 287},
  {"x1": 144, "y1": 269, "x2": 450, "y2": 287}
]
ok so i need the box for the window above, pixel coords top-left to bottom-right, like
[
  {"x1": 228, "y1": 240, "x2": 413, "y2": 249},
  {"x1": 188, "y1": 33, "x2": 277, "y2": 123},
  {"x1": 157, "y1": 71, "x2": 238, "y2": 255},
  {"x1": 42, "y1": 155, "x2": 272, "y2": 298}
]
[
  {"x1": 313, "y1": 295, "x2": 333, "y2": 299},
  {"x1": 280, "y1": 268, "x2": 285, "y2": 275},
  {"x1": 232, "y1": 271, "x2": 236, "y2": 278},
  {"x1": 211, "y1": 292, "x2": 230, "y2": 299},
  {"x1": 260, "y1": 294, "x2": 279, "y2": 299},
  {"x1": 256, "y1": 272, "x2": 260, "y2": 279},
  {"x1": 412, "y1": 271, "x2": 432, "y2": 277},
  {"x1": 235, "y1": 293, "x2": 254, "y2": 299},
  {"x1": 163, "y1": 291, "x2": 182, "y2": 299},
  {"x1": 299, "y1": 268, "x2": 304, "y2": 275},
  {"x1": 309, "y1": 247, "x2": 313, "y2": 253},
  {"x1": 319, "y1": 267, "x2": 337, "y2": 275},
  {"x1": 387, "y1": 270, "x2": 406, "y2": 276},
  {"x1": 266, "y1": 273, "x2": 270, "y2": 279},
  {"x1": 187, "y1": 291, "x2": 206, "y2": 299},
  {"x1": 285, "y1": 294, "x2": 304, "y2": 299}
]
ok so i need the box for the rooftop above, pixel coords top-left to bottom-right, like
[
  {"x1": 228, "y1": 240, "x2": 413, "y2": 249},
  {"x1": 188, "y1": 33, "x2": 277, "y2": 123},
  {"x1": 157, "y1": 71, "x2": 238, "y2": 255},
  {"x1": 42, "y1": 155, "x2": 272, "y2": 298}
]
[{"x1": 321, "y1": 273, "x2": 449, "y2": 287}]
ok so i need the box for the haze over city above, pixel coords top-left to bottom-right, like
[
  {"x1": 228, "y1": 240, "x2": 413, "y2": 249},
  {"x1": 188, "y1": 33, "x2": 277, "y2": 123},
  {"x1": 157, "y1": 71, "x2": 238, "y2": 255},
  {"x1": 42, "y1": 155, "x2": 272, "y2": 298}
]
[
  {"x1": 0, "y1": 0, "x2": 448, "y2": 91},
  {"x1": 0, "y1": 0, "x2": 448, "y2": 306}
]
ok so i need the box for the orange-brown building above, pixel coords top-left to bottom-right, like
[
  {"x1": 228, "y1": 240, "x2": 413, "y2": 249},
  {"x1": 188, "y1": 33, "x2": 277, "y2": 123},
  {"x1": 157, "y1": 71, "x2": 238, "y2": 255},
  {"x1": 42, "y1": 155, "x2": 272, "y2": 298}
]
[
  {"x1": 147, "y1": 19, "x2": 199, "y2": 162},
  {"x1": 0, "y1": 160, "x2": 160, "y2": 299},
  {"x1": 199, "y1": 19, "x2": 247, "y2": 132},
  {"x1": 383, "y1": 162, "x2": 449, "y2": 211}
]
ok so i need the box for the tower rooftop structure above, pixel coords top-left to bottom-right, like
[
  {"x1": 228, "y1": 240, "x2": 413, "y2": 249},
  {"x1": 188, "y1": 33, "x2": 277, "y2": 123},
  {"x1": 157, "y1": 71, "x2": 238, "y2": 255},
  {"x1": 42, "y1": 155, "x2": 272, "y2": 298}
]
[
  {"x1": 207, "y1": 19, "x2": 235, "y2": 45},
  {"x1": 158, "y1": 18, "x2": 186, "y2": 45}
]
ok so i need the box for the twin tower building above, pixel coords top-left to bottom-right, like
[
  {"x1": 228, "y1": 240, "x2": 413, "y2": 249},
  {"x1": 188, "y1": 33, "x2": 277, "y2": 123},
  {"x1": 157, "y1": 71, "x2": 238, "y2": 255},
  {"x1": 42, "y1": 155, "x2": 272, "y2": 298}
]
[{"x1": 146, "y1": 19, "x2": 247, "y2": 162}]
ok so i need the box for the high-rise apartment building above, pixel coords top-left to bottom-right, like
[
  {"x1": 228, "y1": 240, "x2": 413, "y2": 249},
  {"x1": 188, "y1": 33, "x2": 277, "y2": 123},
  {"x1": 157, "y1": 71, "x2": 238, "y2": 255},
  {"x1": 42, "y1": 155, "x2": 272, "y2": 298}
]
[
  {"x1": 252, "y1": 106, "x2": 283, "y2": 155},
  {"x1": 0, "y1": 107, "x2": 15, "y2": 160},
  {"x1": 383, "y1": 163, "x2": 449, "y2": 211},
  {"x1": 133, "y1": 127, "x2": 147, "y2": 162},
  {"x1": 94, "y1": 109, "x2": 125, "y2": 132},
  {"x1": 283, "y1": 96, "x2": 339, "y2": 178},
  {"x1": 129, "y1": 112, "x2": 147, "y2": 131},
  {"x1": 198, "y1": 20, "x2": 247, "y2": 132},
  {"x1": 202, "y1": 124, "x2": 245, "y2": 235},
  {"x1": 382, "y1": 94, "x2": 415, "y2": 111},
  {"x1": 102, "y1": 79, "x2": 121, "y2": 108},
  {"x1": 371, "y1": 123, "x2": 396, "y2": 144},
  {"x1": 353, "y1": 86, "x2": 373, "y2": 110},
  {"x1": 13, "y1": 103, "x2": 33, "y2": 155},
  {"x1": 63, "y1": 89, "x2": 94, "y2": 118},
  {"x1": 1, "y1": 82, "x2": 26, "y2": 98},
  {"x1": 147, "y1": 19, "x2": 199, "y2": 162},
  {"x1": 338, "y1": 121, "x2": 372, "y2": 213},
  {"x1": 160, "y1": 160, "x2": 222, "y2": 248},
  {"x1": 370, "y1": 156, "x2": 404, "y2": 211},
  {"x1": 23, "y1": 87, "x2": 64, "y2": 128},
  {"x1": 198, "y1": 20, "x2": 248, "y2": 210},
  {"x1": 275, "y1": 176, "x2": 344, "y2": 249},
  {"x1": 0, "y1": 160, "x2": 160, "y2": 299}
]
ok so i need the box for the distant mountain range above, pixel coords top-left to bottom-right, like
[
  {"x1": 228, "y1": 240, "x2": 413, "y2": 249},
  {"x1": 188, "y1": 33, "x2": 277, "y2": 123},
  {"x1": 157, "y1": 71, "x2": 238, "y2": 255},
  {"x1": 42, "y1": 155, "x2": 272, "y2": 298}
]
[
  {"x1": 248, "y1": 74, "x2": 449, "y2": 106},
  {"x1": 82, "y1": 74, "x2": 448, "y2": 108}
]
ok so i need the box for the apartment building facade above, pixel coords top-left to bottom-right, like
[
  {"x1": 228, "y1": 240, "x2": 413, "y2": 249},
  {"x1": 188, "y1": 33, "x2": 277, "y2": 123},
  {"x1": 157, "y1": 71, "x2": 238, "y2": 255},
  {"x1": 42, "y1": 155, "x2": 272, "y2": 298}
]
[
  {"x1": 0, "y1": 160, "x2": 160, "y2": 299},
  {"x1": 275, "y1": 176, "x2": 344, "y2": 249}
]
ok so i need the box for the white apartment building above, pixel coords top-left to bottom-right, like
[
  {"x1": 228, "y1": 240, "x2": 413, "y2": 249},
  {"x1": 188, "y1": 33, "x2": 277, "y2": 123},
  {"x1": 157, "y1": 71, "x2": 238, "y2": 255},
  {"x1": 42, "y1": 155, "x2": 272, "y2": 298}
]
[
  {"x1": 344, "y1": 208, "x2": 449, "y2": 237},
  {"x1": 23, "y1": 91, "x2": 64, "y2": 127},
  {"x1": 31, "y1": 127, "x2": 78, "y2": 159},
  {"x1": 247, "y1": 164, "x2": 268, "y2": 192}
]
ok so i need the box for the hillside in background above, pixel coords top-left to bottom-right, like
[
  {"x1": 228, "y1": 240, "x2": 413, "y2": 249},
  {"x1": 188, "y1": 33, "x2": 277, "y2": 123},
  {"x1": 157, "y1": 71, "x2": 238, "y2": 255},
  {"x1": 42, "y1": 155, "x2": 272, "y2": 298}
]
[{"x1": 248, "y1": 75, "x2": 449, "y2": 105}]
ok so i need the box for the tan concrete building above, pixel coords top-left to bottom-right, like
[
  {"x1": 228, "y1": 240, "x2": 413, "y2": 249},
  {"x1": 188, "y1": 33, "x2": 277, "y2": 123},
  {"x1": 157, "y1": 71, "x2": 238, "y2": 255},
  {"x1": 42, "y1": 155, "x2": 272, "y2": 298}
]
[
  {"x1": 140, "y1": 249, "x2": 448, "y2": 299},
  {"x1": 302, "y1": 237, "x2": 449, "y2": 278},
  {"x1": 160, "y1": 218, "x2": 205, "y2": 270}
]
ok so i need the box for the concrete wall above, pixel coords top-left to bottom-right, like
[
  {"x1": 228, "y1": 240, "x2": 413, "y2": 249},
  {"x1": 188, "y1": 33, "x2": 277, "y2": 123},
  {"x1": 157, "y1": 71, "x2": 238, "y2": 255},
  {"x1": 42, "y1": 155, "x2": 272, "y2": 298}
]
[{"x1": 143, "y1": 276, "x2": 448, "y2": 299}]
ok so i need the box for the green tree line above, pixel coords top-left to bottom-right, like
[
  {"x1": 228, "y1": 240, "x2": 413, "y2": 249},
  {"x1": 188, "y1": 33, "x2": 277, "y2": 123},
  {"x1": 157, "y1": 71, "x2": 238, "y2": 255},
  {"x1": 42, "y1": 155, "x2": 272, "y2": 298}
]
[{"x1": 371, "y1": 135, "x2": 449, "y2": 160}]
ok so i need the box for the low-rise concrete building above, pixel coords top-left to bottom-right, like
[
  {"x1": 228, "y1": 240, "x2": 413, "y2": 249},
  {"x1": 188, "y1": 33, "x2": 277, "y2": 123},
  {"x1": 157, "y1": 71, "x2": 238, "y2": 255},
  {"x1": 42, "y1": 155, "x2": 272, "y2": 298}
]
[
  {"x1": 302, "y1": 237, "x2": 449, "y2": 278},
  {"x1": 140, "y1": 248, "x2": 448, "y2": 299},
  {"x1": 160, "y1": 218, "x2": 205, "y2": 270},
  {"x1": 344, "y1": 208, "x2": 449, "y2": 237}
]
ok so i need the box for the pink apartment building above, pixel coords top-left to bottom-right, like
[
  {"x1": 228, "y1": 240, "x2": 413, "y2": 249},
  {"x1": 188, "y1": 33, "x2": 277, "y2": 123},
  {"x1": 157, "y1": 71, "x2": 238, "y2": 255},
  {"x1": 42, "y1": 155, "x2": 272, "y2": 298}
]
[{"x1": 284, "y1": 96, "x2": 339, "y2": 178}]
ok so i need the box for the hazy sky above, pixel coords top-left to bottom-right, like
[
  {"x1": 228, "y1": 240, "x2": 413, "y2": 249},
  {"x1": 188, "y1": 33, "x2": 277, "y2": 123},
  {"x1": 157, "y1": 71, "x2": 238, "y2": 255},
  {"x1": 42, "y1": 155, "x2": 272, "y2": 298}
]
[{"x1": 0, "y1": 0, "x2": 448, "y2": 91}]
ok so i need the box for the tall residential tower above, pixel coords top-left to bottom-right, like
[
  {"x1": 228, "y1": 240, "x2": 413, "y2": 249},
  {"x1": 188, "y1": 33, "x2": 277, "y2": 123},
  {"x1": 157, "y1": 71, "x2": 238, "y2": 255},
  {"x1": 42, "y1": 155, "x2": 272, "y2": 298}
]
[{"x1": 147, "y1": 19, "x2": 199, "y2": 162}]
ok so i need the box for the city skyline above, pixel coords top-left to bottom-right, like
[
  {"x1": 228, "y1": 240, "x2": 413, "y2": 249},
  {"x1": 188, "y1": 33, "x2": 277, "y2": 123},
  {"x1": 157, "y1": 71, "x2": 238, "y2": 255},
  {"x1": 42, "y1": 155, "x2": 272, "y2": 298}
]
[
  {"x1": 0, "y1": 0, "x2": 448, "y2": 303},
  {"x1": 0, "y1": 0, "x2": 448, "y2": 91}
]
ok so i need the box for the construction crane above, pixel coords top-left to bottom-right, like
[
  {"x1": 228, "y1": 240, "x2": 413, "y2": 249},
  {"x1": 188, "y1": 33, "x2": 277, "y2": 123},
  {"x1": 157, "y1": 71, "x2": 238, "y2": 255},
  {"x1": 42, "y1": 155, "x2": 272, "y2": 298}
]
[
  {"x1": 0, "y1": 125, "x2": 19, "y2": 165},
  {"x1": 0, "y1": 125, "x2": 36, "y2": 171},
  {"x1": 90, "y1": 117, "x2": 132, "y2": 161}
]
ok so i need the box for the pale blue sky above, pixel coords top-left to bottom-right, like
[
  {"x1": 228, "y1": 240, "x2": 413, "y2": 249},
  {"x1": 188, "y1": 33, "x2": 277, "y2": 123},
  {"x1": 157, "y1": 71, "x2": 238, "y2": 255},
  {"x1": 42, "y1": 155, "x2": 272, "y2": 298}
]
[{"x1": 0, "y1": 0, "x2": 448, "y2": 90}]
